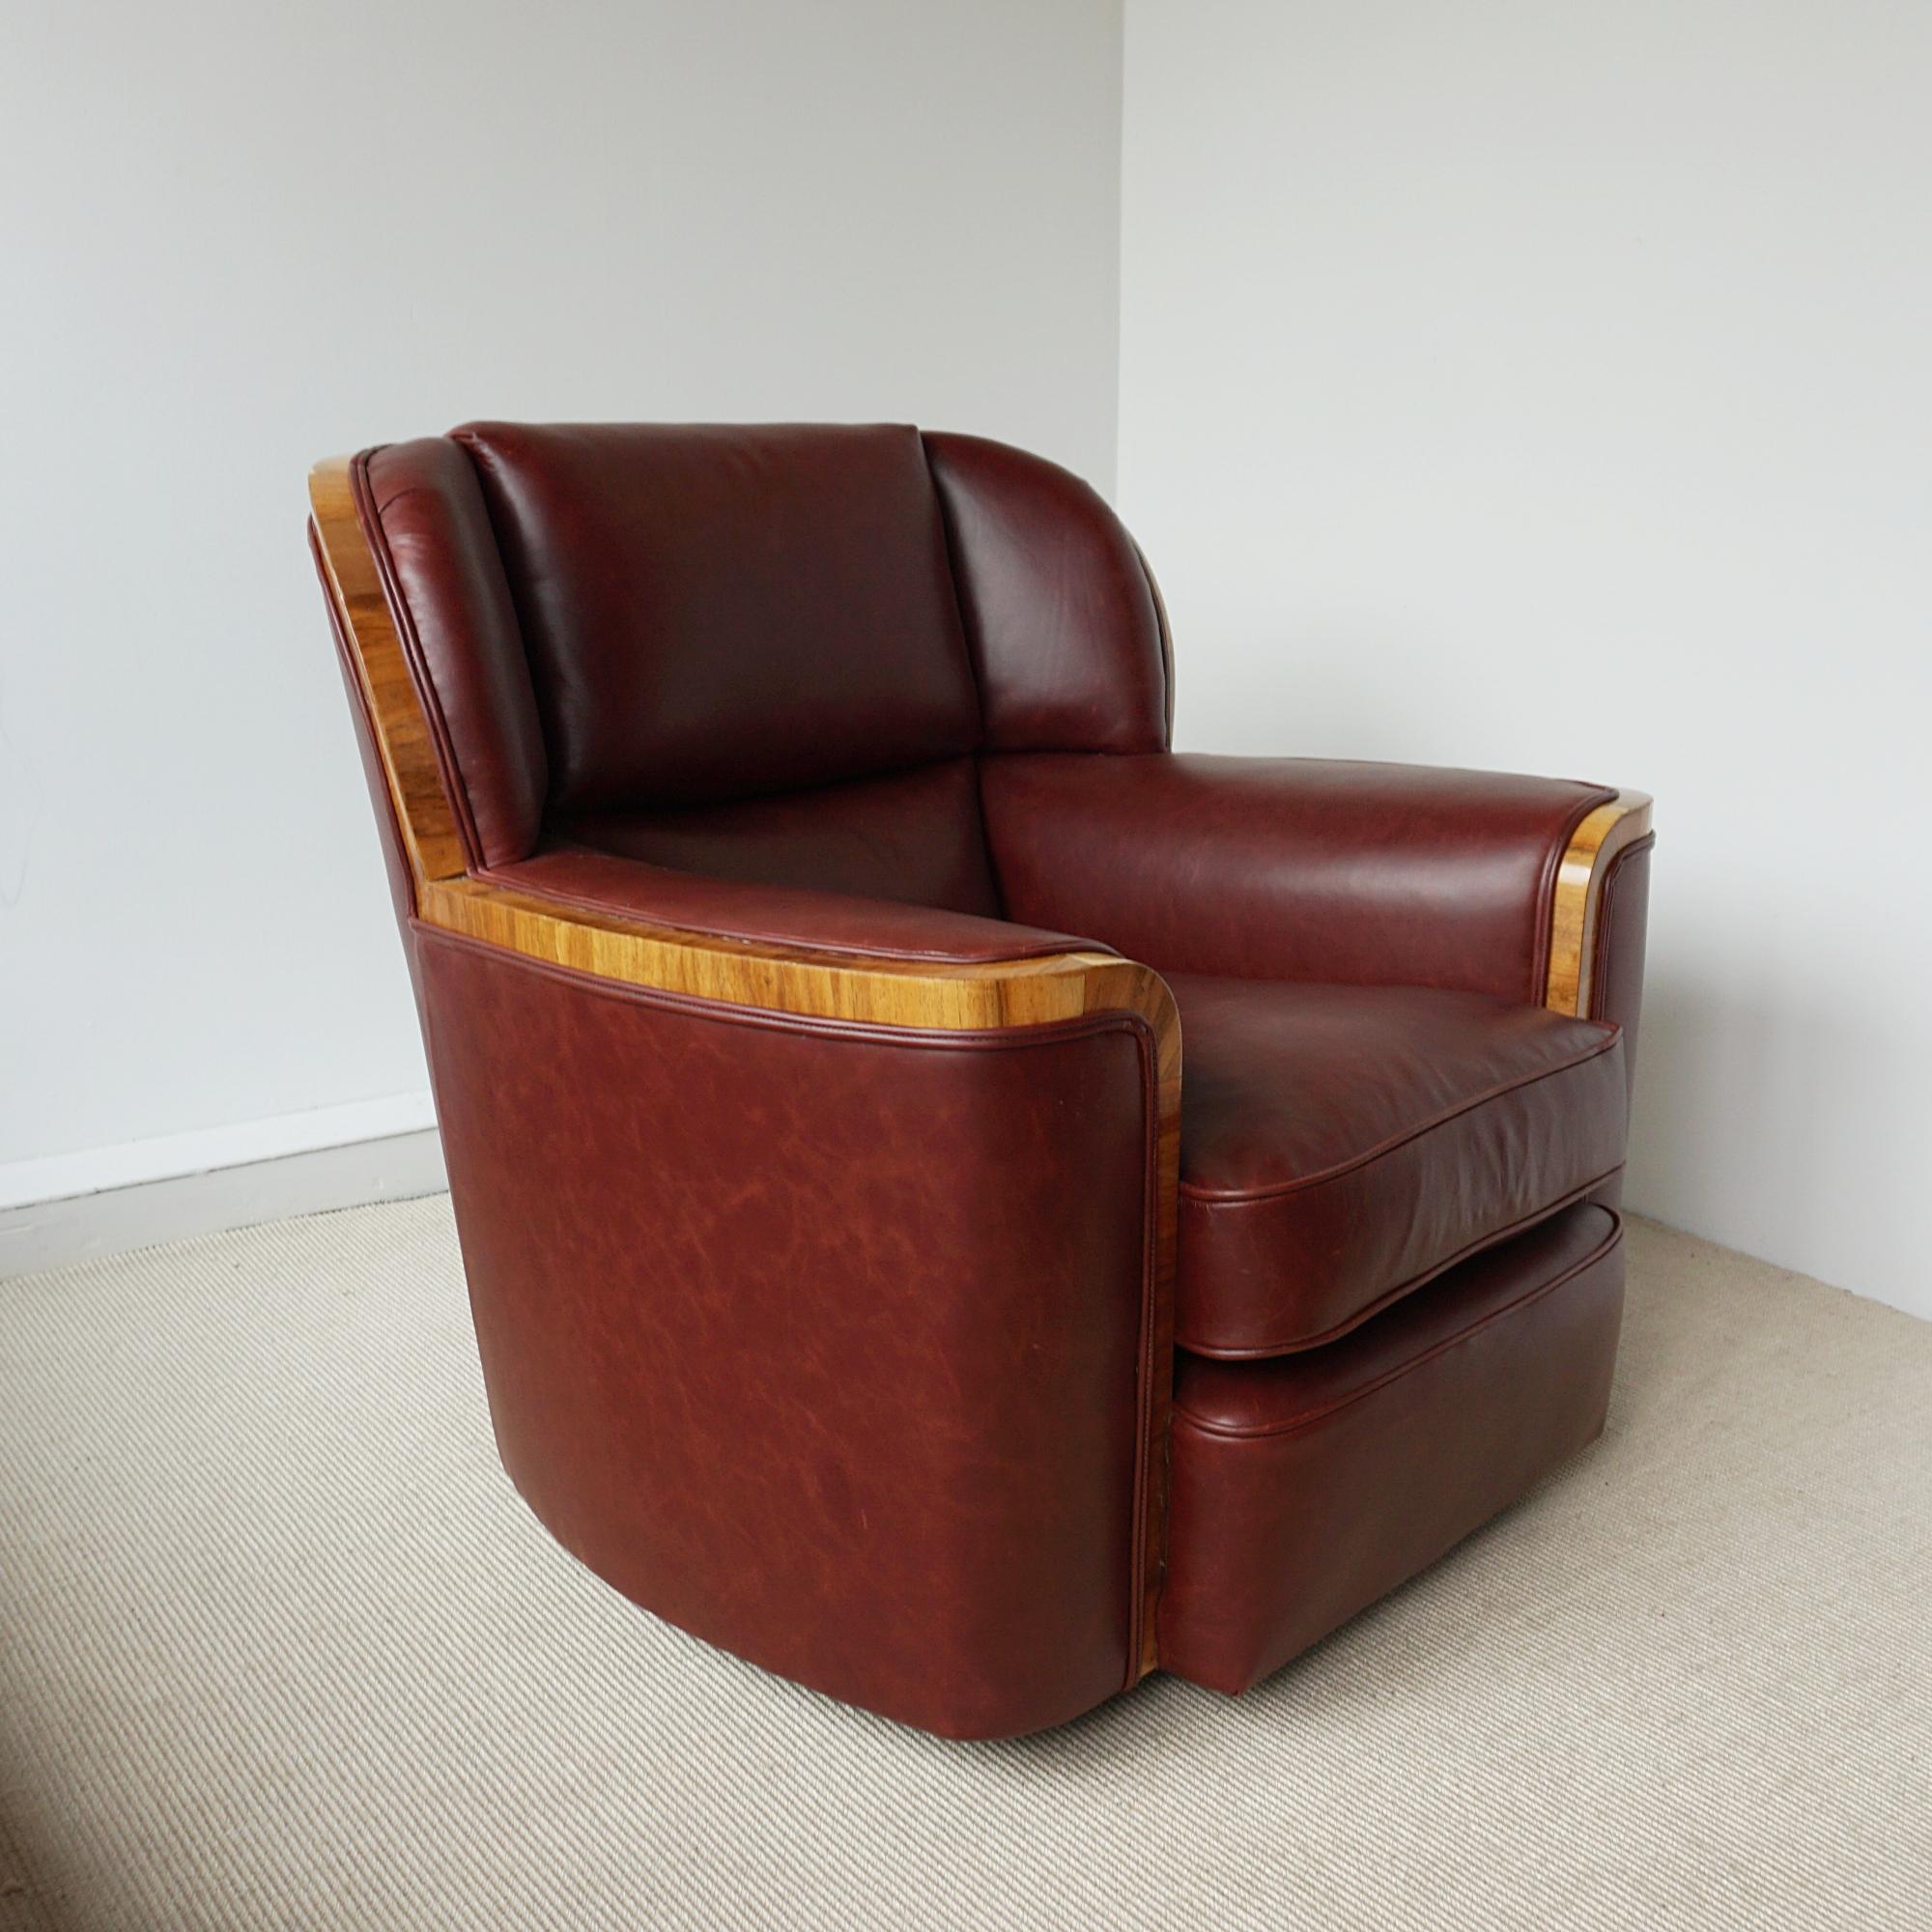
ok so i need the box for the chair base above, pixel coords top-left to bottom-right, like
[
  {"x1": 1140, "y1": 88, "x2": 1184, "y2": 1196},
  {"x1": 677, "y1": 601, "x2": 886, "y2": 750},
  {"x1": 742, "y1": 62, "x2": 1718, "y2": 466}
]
[{"x1": 1157, "y1": 1203, "x2": 1625, "y2": 1694}]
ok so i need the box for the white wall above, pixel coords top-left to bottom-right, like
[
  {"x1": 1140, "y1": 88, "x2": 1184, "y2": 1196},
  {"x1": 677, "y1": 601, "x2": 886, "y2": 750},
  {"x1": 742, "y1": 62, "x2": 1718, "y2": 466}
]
[
  {"x1": 1120, "y1": 1, "x2": 1932, "y2": 1315},
  {"x1": 0, "y1": 2, "x2": 1124, "y2": 1201},
  {"x1": 10, "y1": 1, "x2": 1928, "y2": 1321}
]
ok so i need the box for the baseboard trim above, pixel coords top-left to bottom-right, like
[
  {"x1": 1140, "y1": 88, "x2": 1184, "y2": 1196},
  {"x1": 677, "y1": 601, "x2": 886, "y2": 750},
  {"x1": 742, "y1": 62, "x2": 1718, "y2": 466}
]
[{"x1": 0, "y1": 1098, "x2": 447, "y2": 1279}]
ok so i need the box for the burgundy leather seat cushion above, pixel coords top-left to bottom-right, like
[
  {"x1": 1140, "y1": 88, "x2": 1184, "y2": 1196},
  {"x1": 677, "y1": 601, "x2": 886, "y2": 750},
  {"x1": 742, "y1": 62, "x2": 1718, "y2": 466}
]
[{"x1": 1172, "y1": 975, "x2": 1627, "y2": 1356}]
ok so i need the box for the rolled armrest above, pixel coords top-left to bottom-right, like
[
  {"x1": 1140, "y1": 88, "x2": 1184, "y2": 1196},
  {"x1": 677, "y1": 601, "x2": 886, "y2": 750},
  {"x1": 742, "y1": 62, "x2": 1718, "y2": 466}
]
[
  {"x1": 982, "y1": 751, "x2": 1649, "y2": 1011},
  {"x1": 478, "y1": 845, "x2": 1105, "y2": 966},
  {"x1": 414, "y1": 921, "x2": 1171, "y2": 1735}
]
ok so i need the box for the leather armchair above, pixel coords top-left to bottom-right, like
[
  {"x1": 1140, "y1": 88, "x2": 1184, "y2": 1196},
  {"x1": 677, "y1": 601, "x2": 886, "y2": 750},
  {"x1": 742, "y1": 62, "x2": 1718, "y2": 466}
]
[{"x1": 309, "y1": 423, "x2": 1652, "y2": 1739}]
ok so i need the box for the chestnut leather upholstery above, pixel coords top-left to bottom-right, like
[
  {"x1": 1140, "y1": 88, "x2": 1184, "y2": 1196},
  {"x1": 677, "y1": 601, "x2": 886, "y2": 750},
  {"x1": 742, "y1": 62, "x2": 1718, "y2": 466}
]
[
  {"x1": 1160, "y1": 1202, "x2": 1626, "y2": 1693},
  {"x1": 317, "y1": 418, "x2": 1652, "y2": 1739},
  {"x1": 980, "y1": 753, "x2": 1617, "y2": 1001},
  {"x1": 417, "y1": 926, "x2": 1161, "y2": 1739},
  {"x1": 356, "y1": 440, "x2": 548, "y2": 869},
  {"x1": 923, "y1": 432, "x2": 1173, "y2": 752},
  {"x1": 454, "y1": 422, "x2": 983, "y2": 811},
  {"x1": 553, "y1": 759, "x2": 1007, "y2": 920},
  {"x1": 484, "y1": 845, "x2": 1095, "y2": 965},
  {"x1": 1170, "y1": 977, "x2": 1627, "y2": 1354}
]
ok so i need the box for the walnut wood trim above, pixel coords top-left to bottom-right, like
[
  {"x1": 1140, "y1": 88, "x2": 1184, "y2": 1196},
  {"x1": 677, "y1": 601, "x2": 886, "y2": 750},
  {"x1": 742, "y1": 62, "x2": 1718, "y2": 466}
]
[
  {"x1": 309, "y1": 455, "x2": 1179, "y2": 1041},
  {"x1": 1545, "y1": 791, "x2": 1654, "y2": 1019},
  {"x1": 309, "y1": 450, "x2": 1179, "y2": 1680},
  {"x1": 311, "y1": 456, "x2": 471, "y2": 886}
]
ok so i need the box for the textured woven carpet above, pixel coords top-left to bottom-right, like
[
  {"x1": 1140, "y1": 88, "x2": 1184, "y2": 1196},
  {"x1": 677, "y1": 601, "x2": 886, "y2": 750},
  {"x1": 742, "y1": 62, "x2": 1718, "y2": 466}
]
[{"x1": 2, "y1": 1202, "x2": 1927, "y2": 1930}]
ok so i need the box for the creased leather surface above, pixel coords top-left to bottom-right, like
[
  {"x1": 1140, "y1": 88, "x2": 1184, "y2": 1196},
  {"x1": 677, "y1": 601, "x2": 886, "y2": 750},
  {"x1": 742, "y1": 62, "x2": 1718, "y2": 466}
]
[
  {"x1": 414, "y1": 927, "x2": 1161, "y2": 1740},
  {"x1": 483, "y1": 847, "x2": 1103, "y2": 965},
  {"x1": 357, "y1": 441, "x2": 548, "y2": 868},
  {"x1": 982, "y1": 753, "x2": 1617, "y2": 1000},
  {"x1": 923, "y1": 432, "x2": 1170, "y2": 753},
  {"x1": 453, "y1": 422, "x2": 980, "y2": 811},
  {"x1": 555, "y1": 757, "x2": 1005, "y2": 918},
  {"x1": 1171, "y1": 975, "x2": 1627, "y2": 1354},
  {"x1": 1160, "y1": 1205, "x2": 1625, "y2": 1693}
]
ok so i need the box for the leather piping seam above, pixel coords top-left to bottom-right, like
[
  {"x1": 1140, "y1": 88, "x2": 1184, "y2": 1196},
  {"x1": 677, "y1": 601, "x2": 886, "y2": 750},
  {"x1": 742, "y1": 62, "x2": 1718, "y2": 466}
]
[
  {"x1": 923, "y1": 437, "x2": 1169, "y2": 760},
  {"x1": 470, "y1": 862, "x2": 1113, "y2": 968},
  {"x1": 1178, "y1": 1027, "x2": 1623, "y2": 1205},
  {"x1": 1130, "y1": 538, "x2": 1177, "y2": 750},
  {"x1": 414, "y1": 917, "x2": 1145, "y2": 1048},
  {"x1": 310, "y1": 523, "x2": 418, "y2": 920},
  {"x1": 1122, "y1": 1012, "x2": 1162, "y2": 1691},
  {"x1": 412, "y1": 918, "x2": 1166, "y2": 1690},
  {"x1": 349, "y1": 448, "x2": 486, "y2": 874},
  {"x1": 1173, "y1": 1212, "x2": 1624, "y2": 1441},
  {"x1": 920, "y1": 432, "x2": 1042, "y2": 921},
  {"x1": 1176, "y1": 1162, "x2": 1627, "y2": 1360},
  {"x1": 1588, "y1": 833, "x2": 1655, "y2": 1015},
  {"x1": 917, "y1": 431, "x2": 996, "y2": 748},
  {"x1": 1530, "y1": 783, "x2": 1622, "y2": 1001}
]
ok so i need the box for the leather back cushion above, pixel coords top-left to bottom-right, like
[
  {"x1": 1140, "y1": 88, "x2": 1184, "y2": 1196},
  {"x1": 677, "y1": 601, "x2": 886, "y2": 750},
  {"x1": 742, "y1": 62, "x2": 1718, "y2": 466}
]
[
  {"x1": 453, "y1": 421, "x2": 982, "y2": 812},
  {"x1": 924, "y1": 432, "x2": 1170, "y2": 754},
  {"x1": 358, "y1": 440, "x2": 549, "y2": 868},
  {"x1": 357, "y1": 422, "x2": 1172, "y2": 899}
]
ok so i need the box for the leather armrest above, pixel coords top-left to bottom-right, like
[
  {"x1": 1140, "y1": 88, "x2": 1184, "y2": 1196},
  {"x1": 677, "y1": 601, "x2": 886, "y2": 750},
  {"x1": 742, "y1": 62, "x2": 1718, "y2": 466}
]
[
  {"x1": 311, "y1": 452, "x2": 1175, "y2": 1038},
  {"x1": 412, "y1": 922, "x2": 1172, "y2": 1737},
  {"x1": 982, "y1": 752, "x2": 1642, "y2": 1007},
  {"x1": 482, "y1": 846, "x2": 1106, "y2": 966}
]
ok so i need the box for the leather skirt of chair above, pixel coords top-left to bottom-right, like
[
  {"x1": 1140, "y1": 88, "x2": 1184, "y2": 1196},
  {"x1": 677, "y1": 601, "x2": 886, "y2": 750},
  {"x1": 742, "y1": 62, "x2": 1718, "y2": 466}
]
[{"x1": 1157, "y1": 1203, "x2": 1626, "y2": 1694}]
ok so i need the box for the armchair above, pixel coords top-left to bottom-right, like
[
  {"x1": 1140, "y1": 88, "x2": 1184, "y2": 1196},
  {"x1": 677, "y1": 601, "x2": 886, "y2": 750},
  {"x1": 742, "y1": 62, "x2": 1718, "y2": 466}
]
[{"x1": 309, "y1": 423, "x2": 1651, "y2": 1738}]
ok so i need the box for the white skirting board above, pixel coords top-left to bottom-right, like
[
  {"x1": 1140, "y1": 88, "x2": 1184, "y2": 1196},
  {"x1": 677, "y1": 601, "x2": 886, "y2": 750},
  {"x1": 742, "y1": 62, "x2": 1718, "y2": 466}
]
[{"x1": 0, "y1": 1096, "x2": 448, "y2": 1279}]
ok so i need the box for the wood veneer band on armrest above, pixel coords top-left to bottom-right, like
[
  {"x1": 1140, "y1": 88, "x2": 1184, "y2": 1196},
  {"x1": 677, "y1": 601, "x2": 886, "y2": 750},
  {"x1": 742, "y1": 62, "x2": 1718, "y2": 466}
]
[
  {"x1": 309, "y1": 456, "x2": 1176, "y2": 1030},
  {"x1": 1544, "y1": 791, "x2": 1654, "y2": 1020}
]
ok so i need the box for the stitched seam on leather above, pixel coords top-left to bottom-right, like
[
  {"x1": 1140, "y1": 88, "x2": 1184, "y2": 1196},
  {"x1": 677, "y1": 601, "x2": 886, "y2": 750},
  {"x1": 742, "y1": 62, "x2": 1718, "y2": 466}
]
[
  {"x1": 1176, "y1": 1163, "x2": 1627, "y2": 1359},
  {"x1": 1529, "y1": 782, "x2": 1622, "y2": 1002},
  {"x1": 312, "y1": 523, "x2": 418, "y2": 921},
  {"x1": 414, "y1": 916, "x2": 1153, "y2": 1049},
  {"x1": 1122, "y1": 1018, "x2": 1162, "y2": 1690},
  {"x1": 969, "y1": 753, "x2": 1016, "y2": 921},
  {"x1": 1178, "y1": 1028, "x2": 1623, "y2": 1204},
  {"x1": 1588, "y1": 833, "x2": 1655, "y2": 1016},
  {"x1": 1173, "y1": 1212, "x2": 1623, "y2": 1440},
  {"x1": 918, "y1": 433, "x2": 993, "y2": 751},
  {"x1": 350, "y1": 448, "x2": 487, "y2": 872},
  {"x1": 446, "y1": 431, "x2": 593, "y2": 817},
  {"x1": 472, "y1": 862, "x2": 1108, "y2": 967},
  {"x1": 1130, "y1": 539, "x2": 1176, "y2": 751},
  {"x1": 920, "y1": 437, "x2": 1027, "y2": 923}
]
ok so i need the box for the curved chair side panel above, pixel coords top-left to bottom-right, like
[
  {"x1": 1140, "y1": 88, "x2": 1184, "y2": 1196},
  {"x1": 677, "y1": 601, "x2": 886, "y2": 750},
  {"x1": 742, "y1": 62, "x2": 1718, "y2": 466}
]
[{"x1": 416, "y1": 925, "x2": 1167, "y2": 1739}]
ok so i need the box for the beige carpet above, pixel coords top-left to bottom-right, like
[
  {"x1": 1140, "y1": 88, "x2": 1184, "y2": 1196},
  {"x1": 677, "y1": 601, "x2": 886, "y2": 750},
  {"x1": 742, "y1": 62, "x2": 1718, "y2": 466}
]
[{"x1": 1, "y1": 1203, "x2": 1927, "y2": 1930}]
